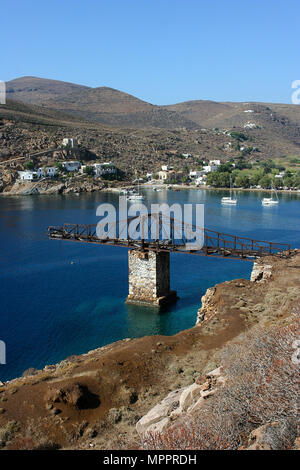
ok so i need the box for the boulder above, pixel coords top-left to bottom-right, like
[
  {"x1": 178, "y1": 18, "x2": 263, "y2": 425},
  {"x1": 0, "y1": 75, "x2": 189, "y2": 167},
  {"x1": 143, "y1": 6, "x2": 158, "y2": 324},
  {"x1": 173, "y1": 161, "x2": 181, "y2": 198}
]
[
  {"x1": 172, "y1": 383, "x2": 203, "y2": 415},
  {"x1": 136, "y1": 388, "x2": 184, "y2": 435},
  {"x1": 45, "y1": 383, "x2": 100, "y2": 410},
  {"x1": 136, "y1": 367, "x2": 227, "y2": 436},
  {"x1": 251, "y1": 262, "x2": 272, "y2": 283}
]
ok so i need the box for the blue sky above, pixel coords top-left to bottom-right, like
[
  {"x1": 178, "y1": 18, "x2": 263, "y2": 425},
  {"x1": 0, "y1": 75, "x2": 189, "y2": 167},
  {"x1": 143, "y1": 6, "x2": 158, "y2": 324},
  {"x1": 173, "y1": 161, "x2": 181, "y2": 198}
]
[{"x1": 1, "y1": 0, "x2": 300, "y2": 104}]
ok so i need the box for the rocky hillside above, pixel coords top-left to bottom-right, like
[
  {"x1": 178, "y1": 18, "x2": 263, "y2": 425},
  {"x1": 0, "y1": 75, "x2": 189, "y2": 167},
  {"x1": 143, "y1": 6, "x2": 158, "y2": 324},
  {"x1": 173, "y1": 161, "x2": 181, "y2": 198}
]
[
  {"x1": 0, "y1": 251, "x2": 299, "y2": 450},
  {"x1": 1, "y1": 98, "x2": 300, "y2": 189},
  {"x1": 167, "y1": 101, "x2": 300, "y2": 156},
  {"x1": 6, "y1": 77, "x2": 198, "y2": 130},
  {"x1": 5, "y1": 77, "x2": 300, "y2": 158}
]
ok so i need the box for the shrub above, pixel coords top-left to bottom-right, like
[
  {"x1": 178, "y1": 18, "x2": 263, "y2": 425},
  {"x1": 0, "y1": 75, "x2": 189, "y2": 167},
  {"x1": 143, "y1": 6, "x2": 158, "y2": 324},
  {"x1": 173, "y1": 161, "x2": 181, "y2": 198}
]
[
  {"x1": 0, "y1": 421, "x2": 20, "y2": 447},
  {"x1": 24, "y1": 160, "x2": 34, "y2": 170},
  {"x1": 139, "y1": 320, "x2": 299, "y2": 450}
]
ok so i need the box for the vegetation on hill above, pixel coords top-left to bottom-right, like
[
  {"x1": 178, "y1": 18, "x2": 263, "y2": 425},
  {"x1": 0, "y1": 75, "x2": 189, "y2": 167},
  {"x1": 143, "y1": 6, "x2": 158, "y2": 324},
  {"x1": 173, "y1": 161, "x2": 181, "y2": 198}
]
[{"x1": 206, "y1": 158, "x2": 300, "y2": 189}]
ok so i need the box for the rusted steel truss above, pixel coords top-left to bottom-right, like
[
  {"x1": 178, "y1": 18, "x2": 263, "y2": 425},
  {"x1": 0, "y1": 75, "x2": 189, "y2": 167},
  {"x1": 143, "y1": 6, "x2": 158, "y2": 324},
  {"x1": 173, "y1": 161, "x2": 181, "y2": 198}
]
[{"x1": 47, "y1": 220, "x2": 291, "y2": 260}]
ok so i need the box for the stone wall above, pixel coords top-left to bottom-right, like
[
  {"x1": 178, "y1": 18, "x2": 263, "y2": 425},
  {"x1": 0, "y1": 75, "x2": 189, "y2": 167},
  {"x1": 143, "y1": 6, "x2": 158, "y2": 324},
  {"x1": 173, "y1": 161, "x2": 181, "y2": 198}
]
[{"x1": 126, "y1": 250, "x2": 177, "y2": 306}]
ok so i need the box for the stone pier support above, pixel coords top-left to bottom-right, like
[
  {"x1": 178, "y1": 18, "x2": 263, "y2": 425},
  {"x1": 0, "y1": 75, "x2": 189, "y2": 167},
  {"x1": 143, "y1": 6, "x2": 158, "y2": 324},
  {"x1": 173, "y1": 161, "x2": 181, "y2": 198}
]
[{"x1": 126, "y1": 250, "x2": 177, "y2": 307}]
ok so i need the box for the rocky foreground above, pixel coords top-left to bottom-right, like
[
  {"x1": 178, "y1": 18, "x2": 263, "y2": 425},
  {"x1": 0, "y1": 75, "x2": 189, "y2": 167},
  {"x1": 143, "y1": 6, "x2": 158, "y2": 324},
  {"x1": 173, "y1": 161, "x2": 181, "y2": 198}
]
[{"x1": 0, "y1": 253, "x2": 299, "y2": 450}]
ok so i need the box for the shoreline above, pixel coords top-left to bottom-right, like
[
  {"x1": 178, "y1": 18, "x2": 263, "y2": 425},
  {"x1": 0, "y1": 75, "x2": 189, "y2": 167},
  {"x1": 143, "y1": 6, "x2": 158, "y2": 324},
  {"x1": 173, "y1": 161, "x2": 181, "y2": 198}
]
[
  {"x1": 140, "y1": 183, "x2": 300, "y2": 195},
  {"x1": 1, "y1": 179, "x2": 300, "y2": 197}
]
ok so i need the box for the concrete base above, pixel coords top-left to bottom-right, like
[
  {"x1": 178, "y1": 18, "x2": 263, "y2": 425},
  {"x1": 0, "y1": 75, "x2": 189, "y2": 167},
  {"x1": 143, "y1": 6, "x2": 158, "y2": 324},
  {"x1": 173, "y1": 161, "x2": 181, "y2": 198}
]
[{"x1": 126, "y1": 290, "x2": 178, "y2": 307}]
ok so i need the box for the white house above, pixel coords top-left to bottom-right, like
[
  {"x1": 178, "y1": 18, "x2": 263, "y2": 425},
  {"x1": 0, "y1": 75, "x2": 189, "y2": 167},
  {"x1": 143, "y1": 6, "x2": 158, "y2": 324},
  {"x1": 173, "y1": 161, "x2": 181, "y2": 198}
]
[
  {"x1": 79, "y1": 162, "x2": 117, "y2": 177},
  {"x1": 195, "y1": 175, "x2": 207, "y2": 186},
  {"x1": 18, "y1": 170, "x2": 38, "y2": 181},
  {"x1": 18, "y1": 167, "x2": 58, "y2": 180},
  {"x1": 93, "y1": 162, "x2": 116, "y2": 177},
  {"x1": 62, "y1": 161, "x2": 81, "y2": 172},
  {"x1": 46, "y1": 167, "x2": 57, "y2": 177},
  {"x1": 209, "y1": 160, "x2": 221, "y2": 166},
  {"x1": 189, "y1": 170, "x2": 203, "y2": 179},
  {"x1": 244, "y1": 122, "x2": 254, "y2": 129},
  {"x1": 159, "y1": 169, "x2": 176, "y2": 181},
  {"x1": 36, "y1": 167, "x2": 57, "y2": 178},
  {"x1": 161, "y1": 165, "x2": 172, "y2": 171},
  {"x1": 181, "y1": 153, "x2": 192, "y2": 158},
  {"x1": 62, "y1": 138, "x2": 78, "y2": 148},
  {"x1": 203, "y1": 164, "x2": 218, "y2": 173}
]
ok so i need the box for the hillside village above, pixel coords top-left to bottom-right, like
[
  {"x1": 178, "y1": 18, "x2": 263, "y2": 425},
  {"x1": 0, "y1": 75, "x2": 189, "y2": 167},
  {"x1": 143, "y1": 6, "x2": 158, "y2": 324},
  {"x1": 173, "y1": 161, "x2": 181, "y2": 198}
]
[
  {"x1": 1, "y1": 79, "x2": 300, "y2": 194},
  {"x1": 4, "y1": 136, "x2": 300, "y2": 195}
]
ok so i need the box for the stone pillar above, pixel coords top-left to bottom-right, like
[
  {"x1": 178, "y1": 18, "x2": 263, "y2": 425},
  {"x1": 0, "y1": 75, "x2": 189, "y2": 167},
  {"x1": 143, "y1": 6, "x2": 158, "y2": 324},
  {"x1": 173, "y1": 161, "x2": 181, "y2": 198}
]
[{"x1": 126, "y1": 250, "x2": 177, "y2": 307}]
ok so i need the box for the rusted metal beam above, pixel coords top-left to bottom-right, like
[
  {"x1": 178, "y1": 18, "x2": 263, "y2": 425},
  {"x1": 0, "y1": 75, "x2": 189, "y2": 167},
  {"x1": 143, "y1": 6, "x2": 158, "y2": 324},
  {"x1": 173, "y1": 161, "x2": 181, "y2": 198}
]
[{"x1": 47, "y1": 223, "x2": 291, "y2": 260}]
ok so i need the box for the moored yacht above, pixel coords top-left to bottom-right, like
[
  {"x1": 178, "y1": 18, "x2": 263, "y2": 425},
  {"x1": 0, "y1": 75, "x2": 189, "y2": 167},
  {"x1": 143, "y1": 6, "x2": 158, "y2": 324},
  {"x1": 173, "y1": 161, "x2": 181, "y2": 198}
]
[
  {"x1": 221, "y1": 177, "x2": 237, "y2": 205},
  {"x1": 126, "y1": 178, "x2": 144, "y2": 201},
  {"x1": 262, "y1": 187, "x2": 279, "y2": 205},
  {"x1": 221, "y1": 196, "x2": 238, "y2": 205}
]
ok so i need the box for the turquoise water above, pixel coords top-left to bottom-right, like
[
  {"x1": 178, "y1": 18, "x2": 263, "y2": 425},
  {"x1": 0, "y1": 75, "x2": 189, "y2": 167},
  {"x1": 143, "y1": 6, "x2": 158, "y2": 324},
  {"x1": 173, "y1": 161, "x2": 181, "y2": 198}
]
[{"x1": 0, "y1": 188, "x2": 299, "y2": 381}]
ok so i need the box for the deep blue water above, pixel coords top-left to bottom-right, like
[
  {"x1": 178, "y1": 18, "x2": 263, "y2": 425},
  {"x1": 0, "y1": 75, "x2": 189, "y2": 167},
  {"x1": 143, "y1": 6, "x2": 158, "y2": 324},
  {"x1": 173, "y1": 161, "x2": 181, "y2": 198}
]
[{"x1": 0, "y1": 188, "x2": 299, "y2": 381}]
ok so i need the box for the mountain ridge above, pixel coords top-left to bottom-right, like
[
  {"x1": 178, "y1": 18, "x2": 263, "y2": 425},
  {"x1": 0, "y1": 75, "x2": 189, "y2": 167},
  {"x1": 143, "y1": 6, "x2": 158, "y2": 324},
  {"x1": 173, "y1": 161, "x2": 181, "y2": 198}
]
[
  {"x1": 2, "y1": 76, "x2": 300, "y2": 163},
  {"x1": 6, "y1": 76, "x2": 300, "y2": 132}
]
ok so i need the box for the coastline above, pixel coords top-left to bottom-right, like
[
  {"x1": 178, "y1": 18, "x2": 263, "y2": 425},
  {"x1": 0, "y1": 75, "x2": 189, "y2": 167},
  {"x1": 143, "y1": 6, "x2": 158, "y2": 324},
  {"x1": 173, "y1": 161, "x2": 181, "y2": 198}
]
[
  {"x1": 1, "y1": 177, "x2": 300, "y2": 197},
  {"x1": 140, "y1": 183, "x2": 300, "y2": 195},
  {"x1": 0, "y1": 252, "x2": 298, "y2": 450}
]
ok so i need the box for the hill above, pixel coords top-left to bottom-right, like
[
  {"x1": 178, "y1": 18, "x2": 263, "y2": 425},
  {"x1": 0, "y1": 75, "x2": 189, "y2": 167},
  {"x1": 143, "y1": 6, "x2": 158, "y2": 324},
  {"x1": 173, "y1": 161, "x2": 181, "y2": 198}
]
[
  {"x1": 5, "y1": 76, "x2": 89, "y2": 104},
  {"x1": 6, "y1": 77, "x2": 198, "y2": 130},
  {"x1": 4, "y1": 76, "x2": 300, "y2": 159}
]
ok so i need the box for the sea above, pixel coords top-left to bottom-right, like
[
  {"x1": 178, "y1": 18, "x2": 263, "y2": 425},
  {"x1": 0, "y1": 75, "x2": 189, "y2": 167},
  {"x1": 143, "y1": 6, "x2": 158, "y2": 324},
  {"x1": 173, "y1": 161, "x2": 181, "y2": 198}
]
[{"x1": 0, "y1": 187, "x2": 299, "y2": 381}]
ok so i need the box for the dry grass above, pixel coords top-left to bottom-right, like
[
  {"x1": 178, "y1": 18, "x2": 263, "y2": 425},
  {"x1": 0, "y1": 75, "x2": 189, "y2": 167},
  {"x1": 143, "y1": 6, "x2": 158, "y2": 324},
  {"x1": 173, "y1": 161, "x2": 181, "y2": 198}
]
[{"x1": 139, "y1": 318, "x2": 299, "y2": 450}]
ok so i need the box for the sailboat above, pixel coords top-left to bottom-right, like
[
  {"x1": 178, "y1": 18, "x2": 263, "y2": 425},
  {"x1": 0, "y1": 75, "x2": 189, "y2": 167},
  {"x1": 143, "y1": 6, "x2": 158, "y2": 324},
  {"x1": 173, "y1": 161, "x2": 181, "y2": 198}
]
[
  {"x1": 126, "y1": 177, "x2": 144, "y2": 201},
  {"x1": 262, "y1": 186, "x2": 279, "y2": 206},
  {"x1": 221, "y1": 177, "x2": 237, "y2": 205}
]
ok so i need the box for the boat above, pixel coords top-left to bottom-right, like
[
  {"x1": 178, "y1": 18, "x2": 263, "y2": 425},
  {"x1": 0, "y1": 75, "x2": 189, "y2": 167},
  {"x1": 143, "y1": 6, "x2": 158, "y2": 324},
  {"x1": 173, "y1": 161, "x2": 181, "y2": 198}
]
[
  {"x1": 262, "y1": 187, "x2": 279, "y2": 205},
  {"x1": 120, "y1": 188, "x2": 136, "y2": 195},
  {"x1": 221, "y1": 177, "x2": 237, "y2": 205},
  {"x1": 126, "y1": 178, "x2": 144, "y2": 201},
  {"x1": 221, "y1": 196, "x2": 237, "y2": 205},
  {"x1": 126, "y1": 194, "x2": 144, "y2": 201}
]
